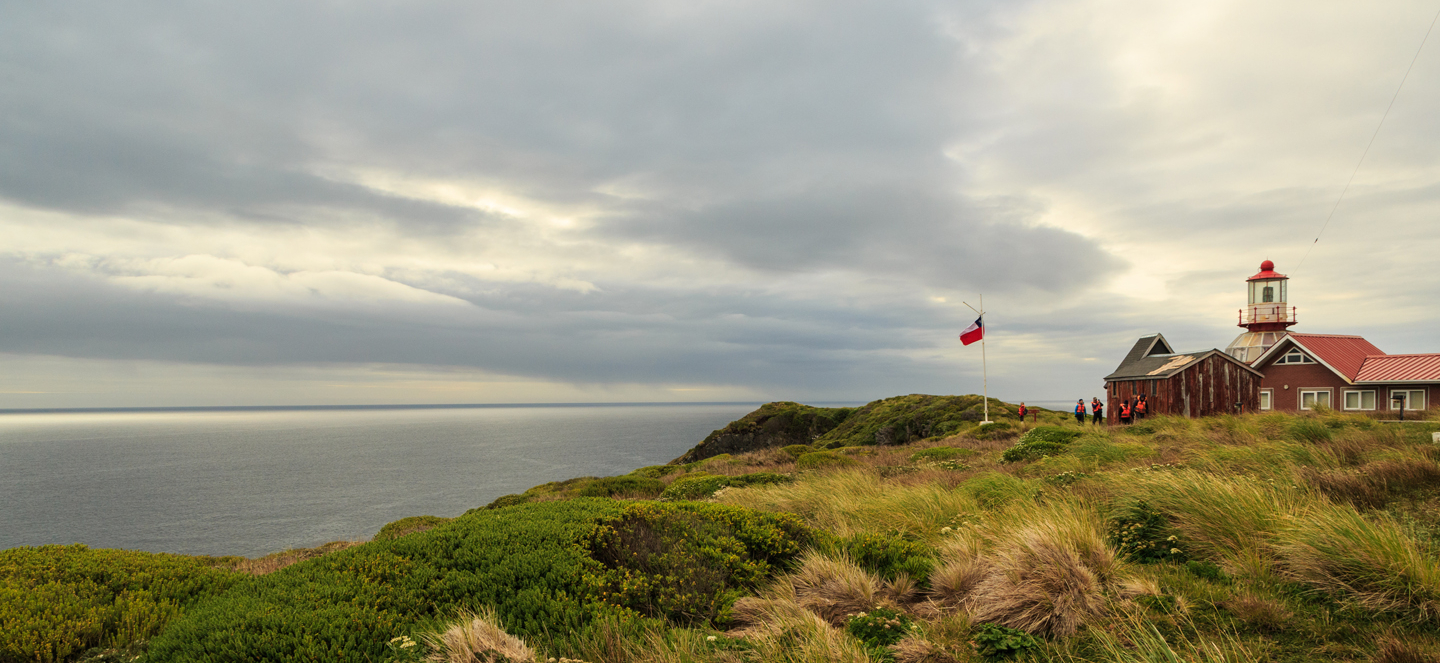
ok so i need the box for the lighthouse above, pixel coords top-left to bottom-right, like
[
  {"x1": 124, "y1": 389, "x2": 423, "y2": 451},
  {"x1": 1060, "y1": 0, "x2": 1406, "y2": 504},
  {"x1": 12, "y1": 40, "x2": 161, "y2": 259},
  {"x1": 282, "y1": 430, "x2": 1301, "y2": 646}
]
[{"x1": 1224, "y1": 260, "x2": 1297, "y2": 363}]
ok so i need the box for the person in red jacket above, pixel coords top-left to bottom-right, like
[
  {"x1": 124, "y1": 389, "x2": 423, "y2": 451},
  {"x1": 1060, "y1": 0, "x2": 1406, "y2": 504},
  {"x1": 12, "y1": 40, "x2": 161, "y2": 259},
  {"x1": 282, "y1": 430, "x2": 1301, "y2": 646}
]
[
  {"x1": 1091, "y1": 397, "x2": 1104, "y2": 425},
  {"x1": 1136, "y1": 395, "x2": 1148, "y2": 420},
  {"x1": 1018, "y1": 402, "x2": 1028, "y2": 420},
  {"x1": 1120, "y1": 400, "x2": 1132, "y2": 424},
  {"x1": 1074, "y1": 399, "x2": 1086, "y2": 424}
]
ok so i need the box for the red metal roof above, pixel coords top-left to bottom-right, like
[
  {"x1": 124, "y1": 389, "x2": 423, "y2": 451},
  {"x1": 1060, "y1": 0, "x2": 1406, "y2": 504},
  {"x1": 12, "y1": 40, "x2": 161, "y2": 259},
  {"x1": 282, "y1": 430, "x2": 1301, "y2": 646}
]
[
  {"x1": 1246, "y1": 259, "x2": 1288, "y2": 282},
  {"x1": 1356, "y1": 354, "x2": 1440, "y2": 382},
  {"x1": 1284, "y1": 333, "x2": 1386, "y2": 381}
]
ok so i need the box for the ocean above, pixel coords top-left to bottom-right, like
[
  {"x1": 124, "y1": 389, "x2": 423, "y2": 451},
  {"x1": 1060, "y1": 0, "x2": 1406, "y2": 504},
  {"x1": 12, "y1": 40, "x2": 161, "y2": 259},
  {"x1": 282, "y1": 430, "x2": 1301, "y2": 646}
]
[{"x1": 0, "y1": 403, "x2": 758, "y2": 557}]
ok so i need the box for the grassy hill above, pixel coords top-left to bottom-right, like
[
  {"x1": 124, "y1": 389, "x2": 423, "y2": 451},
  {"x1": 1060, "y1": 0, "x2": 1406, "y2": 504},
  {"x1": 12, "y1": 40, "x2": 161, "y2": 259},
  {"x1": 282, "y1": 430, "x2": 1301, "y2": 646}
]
[{"x1": 5, "y1": 399, "x2": 1440, "y2": 663}]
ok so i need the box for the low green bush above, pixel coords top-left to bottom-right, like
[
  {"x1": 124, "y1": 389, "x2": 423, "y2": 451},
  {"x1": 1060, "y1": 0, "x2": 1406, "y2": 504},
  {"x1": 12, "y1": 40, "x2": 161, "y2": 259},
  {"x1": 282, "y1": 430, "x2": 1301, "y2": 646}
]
[
  {"x1": 479, "y1": 493, "x2": 532, "y2": 510},
  {"x1": 585, "y1": 502, "x2": 812, "y2": 625},
  {"x1": 845, "y1": 606, "x2": 914, "y2": 659},
  {"x1": 1107, "y1": 500, "x2": 1187, "y2": 564},
  {"x1": 0, "y1": 545, "x2": 243, "y2": 663},
  {"x1": 1001, "y1": 426, "x2": 1082, "y2": 462},
  {"x1": 971, "y1": 622, "x2": 1039, "y2": 660},
  {"x1": 577, "y1": 475, "x2": 666, "y2": 498},
  {"x1": 374, "y1": 515, "x2": 452, "y2": 542},
  {"x1": 144, "y1": 499, "x2": 810, "y2": 662},
  {"x1": 795, "y1": 450, "x2": 860, "y2": 471},
  {"x1": 781, "y1": 444, "x2": 813, "y2": 459},
  {"x1": 828, "y1": 532, "x2": 934, "y2": 583}
]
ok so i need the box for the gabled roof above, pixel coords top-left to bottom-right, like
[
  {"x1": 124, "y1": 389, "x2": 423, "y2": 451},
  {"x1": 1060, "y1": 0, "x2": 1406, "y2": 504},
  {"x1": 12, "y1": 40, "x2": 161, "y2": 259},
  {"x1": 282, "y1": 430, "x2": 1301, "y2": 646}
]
[
  {"x1": 1106, "y1": 347, "x2": 1263, "y2": 381},
  {"x1": 1355, "y1": 354, "x2": 1440, "y2": 383},
  {"x1": 1119, "y1": 334, "x2": 1174, "y2": 369},
  {"x1": 1254, "y1": 333, "x2": 1385, "y2": 383}
]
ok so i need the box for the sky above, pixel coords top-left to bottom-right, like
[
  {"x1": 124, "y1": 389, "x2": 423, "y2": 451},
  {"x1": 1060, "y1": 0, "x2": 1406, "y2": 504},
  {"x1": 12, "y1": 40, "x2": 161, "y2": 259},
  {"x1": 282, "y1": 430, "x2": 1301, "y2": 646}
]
[{"x1": 2, "y1": 0, "x2": 1439, "y2": 408}]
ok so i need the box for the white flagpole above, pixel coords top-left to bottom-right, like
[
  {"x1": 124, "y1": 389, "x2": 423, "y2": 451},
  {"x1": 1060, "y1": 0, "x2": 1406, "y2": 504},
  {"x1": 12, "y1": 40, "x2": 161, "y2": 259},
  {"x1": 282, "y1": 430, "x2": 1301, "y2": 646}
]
[{"x1": 963, "y1": 296, "x2": 991, "y2": 424}]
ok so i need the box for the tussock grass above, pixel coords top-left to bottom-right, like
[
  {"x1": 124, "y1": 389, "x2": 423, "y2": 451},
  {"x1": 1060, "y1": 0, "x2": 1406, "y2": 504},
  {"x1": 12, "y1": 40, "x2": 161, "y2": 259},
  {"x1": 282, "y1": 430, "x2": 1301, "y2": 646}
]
[
  {"x1": 1121, "y1": 470, "x2": 1305, "y2": 572},
  {"x1": 1059, "y1": 608, "x2": 1262, "y2": 663},
  {"x1": 1275, "y1": 505, "x2": 1440, "y2": 619},
  {"x1": 968, "y1": 503, "x2": 1121, "y2": 637},
  {"x1": 1301, "y1": 459, "x2": 1440, "y2": 509},
  {"x1": 785, "y1": 551, "x2": 889, "y2": 624},
  {"x1": 717, "y1": 469, "x2": 980, "y2": 538},
  {"x1": 728, "y1": 595, "x2": 871, "y2": 662},
  {"x1": 424, "y1": 607, "x2": 536, "y2": 663}
]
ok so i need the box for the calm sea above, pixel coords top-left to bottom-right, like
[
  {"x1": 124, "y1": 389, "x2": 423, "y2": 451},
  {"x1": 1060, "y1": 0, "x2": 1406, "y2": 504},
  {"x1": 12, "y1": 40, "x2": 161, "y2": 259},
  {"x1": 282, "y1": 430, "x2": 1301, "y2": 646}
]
[{"x1": 0, "y1": 404, "x2": 757, "y2": 557}]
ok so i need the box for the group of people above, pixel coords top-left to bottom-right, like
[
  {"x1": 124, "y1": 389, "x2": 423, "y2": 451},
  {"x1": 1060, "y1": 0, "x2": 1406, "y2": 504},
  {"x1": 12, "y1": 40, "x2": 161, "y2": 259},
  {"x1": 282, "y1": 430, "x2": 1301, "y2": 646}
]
[{"x1": 1017, "y1": 396, "x2": 1149, "y2": 426}]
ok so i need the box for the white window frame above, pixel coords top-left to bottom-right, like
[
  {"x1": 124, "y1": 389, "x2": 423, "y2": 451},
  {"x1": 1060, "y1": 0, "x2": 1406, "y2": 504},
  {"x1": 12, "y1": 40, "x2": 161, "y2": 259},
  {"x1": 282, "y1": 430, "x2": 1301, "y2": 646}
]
[
  {"x1": 1299, "y1": 388, "x2": 1332, "y2": 411},
  {"x1": 1342, "y1": 390, "x2": 1376, "y2": 411},
  {"x1": 1390, "y1": 389, "x2": 1427, "y2": 411},
  {"x1": 1275, "y1": 350, "x2": 1316, "y2": 365},
  {"x1": 1259, "y1": 389, "x2": 1273, "y2": 411}
]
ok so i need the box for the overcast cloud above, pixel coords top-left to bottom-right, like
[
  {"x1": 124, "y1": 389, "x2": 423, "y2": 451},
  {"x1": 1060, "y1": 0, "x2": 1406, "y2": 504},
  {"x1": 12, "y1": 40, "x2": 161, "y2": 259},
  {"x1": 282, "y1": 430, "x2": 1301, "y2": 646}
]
[{"x1": 2, "y1": 0, "x2": 1438, "y2": 407}]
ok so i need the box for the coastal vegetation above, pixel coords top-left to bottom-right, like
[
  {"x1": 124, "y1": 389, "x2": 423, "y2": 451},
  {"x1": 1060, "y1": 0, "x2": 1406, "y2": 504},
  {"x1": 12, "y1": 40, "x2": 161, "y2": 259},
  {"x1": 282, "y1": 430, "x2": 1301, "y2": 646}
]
[{"x1": 4, "y1": 396, "x2": 1440, "y2": 663}]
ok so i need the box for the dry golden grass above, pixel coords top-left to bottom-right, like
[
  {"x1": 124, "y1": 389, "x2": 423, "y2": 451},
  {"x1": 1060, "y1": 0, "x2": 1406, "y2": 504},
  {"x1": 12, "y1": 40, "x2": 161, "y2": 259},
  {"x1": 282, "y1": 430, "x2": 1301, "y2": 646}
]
[
  {"x1": 1374, "y1": 635, "x2": 1440, "y2": 663},
  {"x1": 717, "y1": 468, "x2": 982, "y2": 539},
  {"x1": 967, "y1": 508, "x2": 1120, "y2": 638},
  {"x1": 728, "y1": 596, "x2": 871, "y2": 663},
  {"x1": 1302, "y1": 458, "x2": 1440, "y2": 509},
  {"x1": 424, "y1": 607, "x2": 535, "y2": 663}
]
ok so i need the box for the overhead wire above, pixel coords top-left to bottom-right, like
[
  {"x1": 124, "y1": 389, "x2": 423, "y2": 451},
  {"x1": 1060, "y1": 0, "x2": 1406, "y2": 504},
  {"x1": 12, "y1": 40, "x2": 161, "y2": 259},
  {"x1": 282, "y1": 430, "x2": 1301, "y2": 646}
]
[{"x1": 1293, "y1": 4, "x2": 1440, "y2": 272}]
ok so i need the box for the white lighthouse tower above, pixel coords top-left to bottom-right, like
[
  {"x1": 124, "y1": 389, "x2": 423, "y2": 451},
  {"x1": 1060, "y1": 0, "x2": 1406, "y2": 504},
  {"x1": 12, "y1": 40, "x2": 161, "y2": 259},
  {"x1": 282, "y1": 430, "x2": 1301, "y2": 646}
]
[{"x1": 1224, "y1": 260, "x2": 1297, "y2": 363}]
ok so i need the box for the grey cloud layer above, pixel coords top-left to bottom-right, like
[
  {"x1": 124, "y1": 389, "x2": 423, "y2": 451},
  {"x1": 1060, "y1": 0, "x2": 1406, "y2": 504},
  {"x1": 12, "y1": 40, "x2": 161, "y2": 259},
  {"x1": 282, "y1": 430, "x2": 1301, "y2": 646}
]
[{"x1": 6, "y1": 0, "x2": 1433, "y2": 404}]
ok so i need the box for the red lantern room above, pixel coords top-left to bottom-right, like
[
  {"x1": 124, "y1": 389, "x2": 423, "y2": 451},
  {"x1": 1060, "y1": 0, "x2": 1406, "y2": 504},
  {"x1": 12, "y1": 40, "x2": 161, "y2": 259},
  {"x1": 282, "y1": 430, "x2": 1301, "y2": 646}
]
[{"x1": 1225, "y1": 260, "x2": 1297, "y2": 363}]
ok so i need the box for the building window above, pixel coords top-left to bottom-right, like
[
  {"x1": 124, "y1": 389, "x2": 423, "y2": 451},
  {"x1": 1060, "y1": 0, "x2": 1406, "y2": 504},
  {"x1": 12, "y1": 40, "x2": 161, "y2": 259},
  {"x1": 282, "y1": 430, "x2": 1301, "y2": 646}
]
[
  {"x1": 1275, "y1": 350, "x2": 1316, "y2": 365},
  {"x1": 1343, "y1": 390, "x2": 1376, "y2": 411},
  {"x1": 1262, "y1": 285, "x2": 1274, "y2": 303},
  {"x1": 1300, "y1": 389, "x2": 1331, "y2": 410},
  {"x1": 1390, "y1": 389, "x2": 1427, "y2": 411},
  {"x1": 1259, "y1": 389, "x2": 1272, "y2": 410}
]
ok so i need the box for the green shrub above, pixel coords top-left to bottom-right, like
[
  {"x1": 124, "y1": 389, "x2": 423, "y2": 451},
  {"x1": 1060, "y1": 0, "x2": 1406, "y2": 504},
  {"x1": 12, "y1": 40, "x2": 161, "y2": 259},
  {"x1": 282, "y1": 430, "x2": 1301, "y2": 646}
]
[
  {"x1": 145, "y1": 500, "x2": 810, "y2": 662},
  {"x1": 1108, "y1": 500, "x2": 1187, "y2": 564},
  {"x1": 909, "y1": 446, "x2": 976, "y2": 463},
  {"x1": 577, "y1": 475, "x2": 666, "y2": 498},
  {"x1": 970, "y1": 622, "x2": 1039, "y2": 660},
  {"x1": 374, "y1": 515, "x2": 452, "y2": 542},
  {"x1": 795, "y1": 450, "x2": 860, "y2": 471},
  {"x1": 480, "y1": 493, "x2": 532, "y2": 510},
  {"x1": 1001, "y1": 426, "x2": 1081, "y2": 462},
  {"x1": 0, "y1": 545, "x2": 243, "y2": 663},
  {"x1": 828, "y1": 533, "x2": 935, "y2": 583},
  {"x1": 1185, "y1": 560, "x2": 1228, "y2": 582},
  {"x1": 584, "y1": 502, "x2": 812, "y2": 625},
  {"x1": 781, "y1": 444, "x2": 813, "y2": 459},
  {"x1": 846, "y1": 606, "x2": 914, "y2": 659}
]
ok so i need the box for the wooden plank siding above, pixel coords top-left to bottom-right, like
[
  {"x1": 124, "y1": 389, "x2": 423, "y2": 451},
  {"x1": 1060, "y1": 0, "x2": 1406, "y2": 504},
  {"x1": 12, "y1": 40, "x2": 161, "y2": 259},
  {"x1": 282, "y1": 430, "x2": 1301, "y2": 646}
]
[{"x1": 1107, "y1": 353, "x2": 1262, "y2": 424}]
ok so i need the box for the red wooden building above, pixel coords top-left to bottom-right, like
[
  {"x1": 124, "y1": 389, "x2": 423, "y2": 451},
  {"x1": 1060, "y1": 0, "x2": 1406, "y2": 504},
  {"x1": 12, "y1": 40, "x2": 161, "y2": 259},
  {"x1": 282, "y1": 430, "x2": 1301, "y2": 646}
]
[
  {"x1": 1103, "y1": 333, "x2": 1264, "y2": 423},
  {"x1": 1107, "y1": 260, "x2": 1438, "y2": 420}
]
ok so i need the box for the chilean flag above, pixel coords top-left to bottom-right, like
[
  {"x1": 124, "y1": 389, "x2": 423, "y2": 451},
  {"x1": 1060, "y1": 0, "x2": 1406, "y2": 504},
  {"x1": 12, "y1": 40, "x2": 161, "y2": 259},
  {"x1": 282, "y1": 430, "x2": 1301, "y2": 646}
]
[{"x1": 959, "y1": 316, "x2": 984, "y2": 346}]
